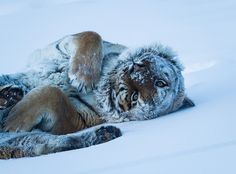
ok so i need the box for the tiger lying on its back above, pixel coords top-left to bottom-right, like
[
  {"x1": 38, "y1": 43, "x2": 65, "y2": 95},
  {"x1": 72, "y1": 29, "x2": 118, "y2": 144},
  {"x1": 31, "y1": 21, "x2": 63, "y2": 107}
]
[{"x1": 0, "y1": 31, "x2": 194, "y2": 159}]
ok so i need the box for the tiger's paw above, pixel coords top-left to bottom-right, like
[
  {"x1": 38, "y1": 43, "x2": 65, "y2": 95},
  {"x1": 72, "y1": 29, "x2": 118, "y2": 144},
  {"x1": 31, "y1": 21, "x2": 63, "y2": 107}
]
[
  {"x1": 0, "y1": 146, "x2": 31, "y2": 159},
  {"x1": 94, "y1": 126, "x2": 122, "y2": 144},
  {"x1": 0, "y1": 85, "x2": 24, "y2": 110}
]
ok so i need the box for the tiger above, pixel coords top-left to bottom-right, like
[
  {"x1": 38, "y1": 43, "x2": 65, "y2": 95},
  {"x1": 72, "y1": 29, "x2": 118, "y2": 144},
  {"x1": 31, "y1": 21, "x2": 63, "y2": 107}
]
[{"x1": 0, "y1": 31, "x2": 194, "y2": 159}]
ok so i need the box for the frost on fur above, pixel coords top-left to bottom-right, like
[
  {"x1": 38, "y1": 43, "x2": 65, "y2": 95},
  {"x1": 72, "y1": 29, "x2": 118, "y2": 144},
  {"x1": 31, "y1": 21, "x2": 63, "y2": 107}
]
[
  {"x1": 96, "y1": 43, "x2": 188, "y2": 122},
  {"x1": 68, "y1": 31, "x2": 103, "y2": 93},
  {"x1": 0, "y1": 32, "x2": 194, "y2": 159},
  {"x1": 0, "y1": 125, "x2": 121, "y2": 159}
]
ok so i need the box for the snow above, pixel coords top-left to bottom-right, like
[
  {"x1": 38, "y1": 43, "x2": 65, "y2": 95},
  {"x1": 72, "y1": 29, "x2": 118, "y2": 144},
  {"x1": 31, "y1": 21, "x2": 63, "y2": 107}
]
[{"x1": 0, "y1": 0, "x2": 236, "y2": 173}]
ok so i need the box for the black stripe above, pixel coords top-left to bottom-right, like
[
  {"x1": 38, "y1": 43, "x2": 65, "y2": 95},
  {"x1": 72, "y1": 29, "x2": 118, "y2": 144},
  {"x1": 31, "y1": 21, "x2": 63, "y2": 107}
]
[
  {"x1": 118, "y1": 102, "x2": 125, "y2": 112},
  {"x1": 55, "y1": 43, "x2": 68, "y2": 57}
]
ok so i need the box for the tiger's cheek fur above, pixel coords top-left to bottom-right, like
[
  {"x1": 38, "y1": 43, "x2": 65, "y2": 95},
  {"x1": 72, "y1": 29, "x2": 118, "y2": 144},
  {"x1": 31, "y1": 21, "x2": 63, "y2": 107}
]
[{"x1": 123, "y1": 65, "x2": 158, "y2": 103}]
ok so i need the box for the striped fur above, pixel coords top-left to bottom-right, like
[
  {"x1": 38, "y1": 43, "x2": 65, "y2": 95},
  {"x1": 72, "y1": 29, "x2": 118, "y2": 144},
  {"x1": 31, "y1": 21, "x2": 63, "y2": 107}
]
[{"x1": 0, "y1": 31, "x2": 194, "y2": 159}]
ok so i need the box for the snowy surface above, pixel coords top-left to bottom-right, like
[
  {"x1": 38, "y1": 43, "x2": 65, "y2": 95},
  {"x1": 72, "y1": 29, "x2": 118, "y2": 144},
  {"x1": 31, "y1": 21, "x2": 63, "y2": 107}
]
[{"x1": 0, "y1": 0, "x2": 236, "y2": 173}]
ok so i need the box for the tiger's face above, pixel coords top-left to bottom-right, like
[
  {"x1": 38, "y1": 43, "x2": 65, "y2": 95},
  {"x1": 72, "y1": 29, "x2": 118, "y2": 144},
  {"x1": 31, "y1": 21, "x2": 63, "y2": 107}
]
[{"x1": 96, "y1": 44, "x2": 194, "y2": 122}]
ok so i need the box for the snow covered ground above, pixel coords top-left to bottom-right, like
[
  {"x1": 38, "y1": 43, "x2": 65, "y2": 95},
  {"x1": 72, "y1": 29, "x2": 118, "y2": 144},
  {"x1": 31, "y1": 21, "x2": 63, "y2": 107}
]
[{"x1": 0, "y1": 0, "x2": 236, "y2": 173}]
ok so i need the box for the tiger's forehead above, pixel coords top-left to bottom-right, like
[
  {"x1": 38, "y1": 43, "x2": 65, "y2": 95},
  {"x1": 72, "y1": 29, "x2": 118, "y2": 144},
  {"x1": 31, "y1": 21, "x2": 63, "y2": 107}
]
[
  {"x1": 150, "y1": 57, "x2": 177, "y2": 80},
  {"x1": 131, "y1": 55, "x2": 178, "y2": 81}
]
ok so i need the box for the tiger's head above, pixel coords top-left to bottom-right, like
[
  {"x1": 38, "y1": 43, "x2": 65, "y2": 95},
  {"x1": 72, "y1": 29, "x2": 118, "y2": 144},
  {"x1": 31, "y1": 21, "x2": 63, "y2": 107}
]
[{"x1": 96, "y1": 44, "x2": 194, "y2": 122}]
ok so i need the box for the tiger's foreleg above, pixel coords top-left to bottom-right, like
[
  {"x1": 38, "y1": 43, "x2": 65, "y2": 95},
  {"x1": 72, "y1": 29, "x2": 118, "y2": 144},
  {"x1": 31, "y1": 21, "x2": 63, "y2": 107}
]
[{"x1": 68, "y1": 31, "x2": 103, "y2": 93}]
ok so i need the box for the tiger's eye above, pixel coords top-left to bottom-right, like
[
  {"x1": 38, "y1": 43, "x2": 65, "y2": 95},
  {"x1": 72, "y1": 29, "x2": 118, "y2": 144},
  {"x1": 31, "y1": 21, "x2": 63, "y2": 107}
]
[
  {"x1": 155, "y1": 80, "x2": 168, "y2": 88},
  {"x1": 131, "y1": 92, "x2": 138, "y2": 101}
]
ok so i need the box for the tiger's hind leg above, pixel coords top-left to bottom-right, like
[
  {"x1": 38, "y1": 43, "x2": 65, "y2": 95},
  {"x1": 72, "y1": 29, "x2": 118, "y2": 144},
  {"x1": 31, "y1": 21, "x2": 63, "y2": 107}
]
[
  {"x1": 0, "y1": 125, "x2": 122, "y2": 159},
  {"x1": 3, "y1": 86, "x2": 90, "y2": 134},
  {"x1": 42, "y1": 126, "x2": 122, "y2": 155},
  {"x1": 68, "y1": 31, "x2": 103, "y2": 93},
  {"x1": 38, "y1": 126, "x2": 121, "y2": 156}
]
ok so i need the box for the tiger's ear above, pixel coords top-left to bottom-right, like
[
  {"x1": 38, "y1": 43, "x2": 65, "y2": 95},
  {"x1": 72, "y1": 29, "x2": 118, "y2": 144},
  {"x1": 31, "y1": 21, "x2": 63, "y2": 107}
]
[{"x1": 179, "y1": 96, "x2": 195, "y2": 110}]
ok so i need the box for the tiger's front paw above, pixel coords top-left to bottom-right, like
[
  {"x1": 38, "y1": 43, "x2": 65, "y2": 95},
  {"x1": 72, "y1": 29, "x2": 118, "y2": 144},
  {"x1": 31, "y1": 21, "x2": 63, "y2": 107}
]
[{"x1": 0, "y1": 85, "x2": 24, "y2": 110}]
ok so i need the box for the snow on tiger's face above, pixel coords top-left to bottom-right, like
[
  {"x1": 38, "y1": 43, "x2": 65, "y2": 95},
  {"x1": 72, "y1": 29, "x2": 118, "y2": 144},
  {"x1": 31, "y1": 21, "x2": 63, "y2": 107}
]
[{"x1": 96, "y1": 44, "x2": 194, "y2": 122}]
